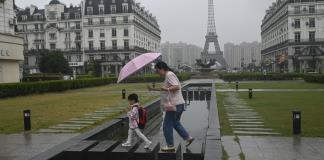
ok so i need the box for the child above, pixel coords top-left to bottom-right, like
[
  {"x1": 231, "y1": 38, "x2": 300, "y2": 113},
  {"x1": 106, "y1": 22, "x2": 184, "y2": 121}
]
[{"x1": 122, "y1": 93, "x2": 152, "y2": 149}]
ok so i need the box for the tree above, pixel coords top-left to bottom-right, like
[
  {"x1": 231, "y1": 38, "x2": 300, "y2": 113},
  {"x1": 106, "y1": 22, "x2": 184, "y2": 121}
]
[
  {"x1": 85, "y1": 60, "x2": 102, "y2": 77},
  {"x1": 39, "y1": 51, "x2": 72, "y2": 74}
]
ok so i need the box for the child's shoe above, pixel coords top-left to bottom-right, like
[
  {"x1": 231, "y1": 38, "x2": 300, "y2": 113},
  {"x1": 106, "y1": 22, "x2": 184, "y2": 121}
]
[
  {"x1": 122, "y1": 142, "x2": 132, "y2": 147},
  {"x1": 144, "y1": 140, "x2": 152, "y2": 149}
]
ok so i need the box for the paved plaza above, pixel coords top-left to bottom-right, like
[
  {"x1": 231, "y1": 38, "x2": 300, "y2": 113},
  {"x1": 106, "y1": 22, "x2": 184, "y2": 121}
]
[
  {"x1": 222, "y1": 136, "x2": 324, "y2": 160},
  {"x1": 0, "y1": 133, "x2": 78, "y2": 160}
]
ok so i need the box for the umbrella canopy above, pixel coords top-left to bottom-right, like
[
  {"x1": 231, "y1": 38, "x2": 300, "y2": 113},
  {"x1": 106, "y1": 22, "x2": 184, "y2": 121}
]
[{"x1": 117, "y1": 52, "x2": 161, "y2": 83}]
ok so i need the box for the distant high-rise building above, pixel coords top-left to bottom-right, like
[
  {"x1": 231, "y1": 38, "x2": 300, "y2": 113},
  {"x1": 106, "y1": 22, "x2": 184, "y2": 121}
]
[
  {"x1": 161, "y1": 42, "x2": 202, "y2": 69},
  {"x1": 224, "y1": 42, "x2": 261, "y2": 70},
  {"x1": 0, "y1": 0, "x2": 24, "y2": 83},
  {"x1": 261, "y1": 0, "x2": 324, "y2": 73}
]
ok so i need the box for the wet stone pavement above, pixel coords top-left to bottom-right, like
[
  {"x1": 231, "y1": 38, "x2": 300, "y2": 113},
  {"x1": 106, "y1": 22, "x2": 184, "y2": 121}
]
[
  {"x1": 0, "y1": 133, "x2": 78, "y2": 160},
  {"x1": 223, "y1": 136, "x2": 324, "y2": 160}
]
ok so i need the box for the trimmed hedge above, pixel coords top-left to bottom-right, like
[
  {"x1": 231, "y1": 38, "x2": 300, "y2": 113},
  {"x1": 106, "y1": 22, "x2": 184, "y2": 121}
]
[
  {"x1": 219, "y1": 73, "x2": 304, "y2": 81},
  {"x1": 0, "y1": 73, "x2": 191, "y2": 98},
  {"x1": 23, "y1": 73, "x2": 64, "y2": 81},
  {"x1": 304, "y1": 74, "x2": 324, "y2": 83}
]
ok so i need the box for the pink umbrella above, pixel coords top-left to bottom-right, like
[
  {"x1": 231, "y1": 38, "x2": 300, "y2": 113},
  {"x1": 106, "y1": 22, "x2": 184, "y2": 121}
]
[{"x1": 117, "y1": 52, "x2": 161, "y2": 83}]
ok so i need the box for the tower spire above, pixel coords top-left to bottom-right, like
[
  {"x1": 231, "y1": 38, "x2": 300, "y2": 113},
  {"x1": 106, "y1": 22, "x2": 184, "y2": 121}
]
[{"x1": 207, "y1": 0, "x2": 217, "y2": 36}]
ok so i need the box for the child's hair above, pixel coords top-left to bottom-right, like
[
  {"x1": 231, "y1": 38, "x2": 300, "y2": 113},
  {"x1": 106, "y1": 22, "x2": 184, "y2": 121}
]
[{"x1": 128, "y1": 93, "x2": 139, "y2": 103}]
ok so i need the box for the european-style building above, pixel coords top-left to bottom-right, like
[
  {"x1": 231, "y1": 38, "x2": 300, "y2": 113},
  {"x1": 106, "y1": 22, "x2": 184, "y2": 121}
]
[
  {"x1": 0, "y1": 0, "x2": 24, "y2": 83},
  {"x1": 261, "y1": 0, "x2": 324, "y2": 73},
  {"x1": 16, "y1": 0, "x2": 161, "y2": 75}
]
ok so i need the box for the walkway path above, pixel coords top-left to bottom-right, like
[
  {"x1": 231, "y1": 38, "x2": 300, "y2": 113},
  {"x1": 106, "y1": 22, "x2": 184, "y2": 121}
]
[
  {"x1": 0, "y1": 133, "x2": 78, "y2": 160},
  {"x1": 222, "y1": 136, "x2": 324, "y2": 160},
  {"x1": 222, "y1": 92, "x2": 280, "y2": 136}
]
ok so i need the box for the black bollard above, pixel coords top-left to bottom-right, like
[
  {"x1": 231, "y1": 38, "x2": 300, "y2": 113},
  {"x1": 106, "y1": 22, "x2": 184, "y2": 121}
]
[
  {"x1": 293, "y1": 111, "x2": 301, "y2": 135},
  {"x1": 249, "y1": 88, "x2": 253, "y2": 99},
  {"x1": 236, "y1": 82, "x2": 239, "y2": 90},
  {"x1": 23, "y1": 110, "x2": 31, "y2": 131},
  {"x1": 122, "y1": 89, "x2": 126, "y2": 99}
]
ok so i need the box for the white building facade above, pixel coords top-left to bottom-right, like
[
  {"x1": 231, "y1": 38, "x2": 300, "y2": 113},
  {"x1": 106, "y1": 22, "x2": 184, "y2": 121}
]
[
  {"x1": 261, "y1": 0, "x2": 324, "y2": 73},
  {"x1": 161, "y1": 42, "x2": 202, "y2": 69},
  {"x1": 16, "y1": 0, "x2": 161, "y2": 75},
  {"x1": 0, "y1": 0, "x2": 24, "y2": 83},
  {"x1": 224, "y1": 42, "x2": 261, "y2": 70},
  {"x1": 83, "y1": 0, "x2": 161, "y2": 76},
  {"x1": 17, "y1": 0, "x2": 83, "y2": 74}
]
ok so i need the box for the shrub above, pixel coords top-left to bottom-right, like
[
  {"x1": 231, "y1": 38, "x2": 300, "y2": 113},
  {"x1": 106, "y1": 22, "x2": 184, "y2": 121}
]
[
  {"x1": 23, "y1": 73, "x2": 64, "y2": 82},
  {"x1": 0, "y1": 73, "x2": 191, "y2": 98},
  {"x1": 219, "y1": 73, "x2": 304, "y2": 81},
  {"x1": 304, "y1": 74, "x2": 324, "y2": 83}
]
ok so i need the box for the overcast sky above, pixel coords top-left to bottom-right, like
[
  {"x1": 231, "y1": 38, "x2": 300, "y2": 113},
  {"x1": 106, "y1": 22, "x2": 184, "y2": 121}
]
[{"x1": 16, "y1": 0, "x2": 274, "y2": 49}]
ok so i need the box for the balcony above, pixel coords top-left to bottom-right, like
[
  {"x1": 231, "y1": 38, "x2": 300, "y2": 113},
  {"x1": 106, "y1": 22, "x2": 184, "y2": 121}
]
[
  {"x1": 34, "y1": 39, "x2": 45, "y2": 44},
  {"x1": 288, "y1": 38, "x2": 324, "y2": 44}
]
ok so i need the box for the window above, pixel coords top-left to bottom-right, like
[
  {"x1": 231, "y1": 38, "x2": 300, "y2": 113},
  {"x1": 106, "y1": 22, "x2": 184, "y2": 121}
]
[
  {"x1": 123, "y1": 16, "x2": 128, "y2": 23},
  {"x1": 65, "y1": 22, "x2": 70, "y2": 29},
  {"x1": 112, "y1": 40, "x2": 117, "y2": 49},
  {"x1": 88, "y1": 18, "x2": 93, "y2": 25},
  {"x1": 89, "y1": 55, "x2": 94, "y2": 61},
  {"x1": 124, "y1": 40, "x2": 129, "y2": 49},
  {"x1": 294, "y1": 6, "x2": 301, "y2": 14},
  {"x1": 89, "y1": 41, "x2": 94, "y2": 50},
  {"x1": 294, "y1": 47, "x2": 301, "y2": 55},
  {"x1": 87, "y1": 7, "x2": 93, "y2": 15},
  {"x1": 100, "y1": 40, "x2": 105, "y2": 50},
  {"x1": 294, "y1": 32, "x2": 301, "y2": 43},
  {"x1": 309, "y1": 5, "x2": 315, "y2": 13},
  {"x1": 66, "y1": 55, "x2": 71, "y2": 62},
  {"x1": 77, "y1": 55, "x2": 82, "y2": 62},
  {"x1": 111, "y1": 5, "x2": 117, "y2": 14},
  {"x1": 35, "y1": 24, "x2": 39, "y2": 31},
  {"x1": 76, "y1": 22, "x2": 81, "y2": 29},
  {"x1": 123, "y1": 4, "x2": 129, "y2": 13},
  {"x1": 111, "y1": 17, "x2": 116, "y2": 24},
  {"x1": 124, "y1": 29, "x2": 129, "y2": 37},
  {"x1": 100, "y1": 29, "x2": 105, "y2": 37},
  {"x1": 76, "y1": 32, "x2": 81, "y2": 40},
  {"x1": 309, "y1": 31, "x2": 315, "y2": 42},
  {"x1": 100, "y1": 17, "x2": 105, "y2": 24},
  {"x1": 99, "y1": 6, "x2": 105, "y2": 14},
  {"x1": 309, "y1": 18, "x2": 315, "y2": 28},
  {"x1": 88, "y1": 30, "x2": 93, "y2": 38},
  {"x1": 112, "y1": 28, "x2": 117, "y2": 37},
  {"x1": 50, "y1": 43, "x2": 56, "y2": 50},
  {"x1": 294, "y1": 19, "x2": 300, "y2": 28},
  {"x1": 76, "y1": 42, "x2": 81, "y2": 51},
  {"x1": 75, "y1": 13, "x2": 81, "y2": 19},
  {"x1": 64, "y1": 13, "x2": 70, "y2": 19},
  {"x1": 49, "y1": 33, "x2": 56, "y2": 40},
  {"x1": 22, "y1": 15, "x2": 27, "y2": 21}
]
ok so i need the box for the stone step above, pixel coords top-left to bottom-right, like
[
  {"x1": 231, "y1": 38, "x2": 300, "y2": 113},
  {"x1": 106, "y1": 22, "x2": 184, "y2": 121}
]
[
  {"x1": 38, "y1": 129, "x2": 76, "y2": 133},
  {"x1": 228, "y1": 116, "x2": 261, "y2": 119},
  {"x1": 229, "y1": 119, "x2": 263, "y2": 122},
  {"x1": 49, "y1": 126, "x2": 84, "y2": 130},
  {"x1": 233, "y1": 131, "x2": 280, "y2": 135},
  {"x1": 57, "y1": 124, "x2": 89, "y2": 127},
  {"x1": 231, "y1": 121, "x2": 264, "y2": 124},
  {"x1": 67, "y1": 120, "x2": 96, "y2": 125},
  {"x1": 233, "y1": 128, "x2": 273, "y2": 131},
  {"x1": 230, "y1": 124, "x2": 265, "y2": 127}
]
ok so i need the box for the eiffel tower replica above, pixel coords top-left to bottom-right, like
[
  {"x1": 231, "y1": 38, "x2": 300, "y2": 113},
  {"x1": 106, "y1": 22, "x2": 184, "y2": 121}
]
[{"x1": 197, "y1": 0, "x2": 228, "y2": 70}]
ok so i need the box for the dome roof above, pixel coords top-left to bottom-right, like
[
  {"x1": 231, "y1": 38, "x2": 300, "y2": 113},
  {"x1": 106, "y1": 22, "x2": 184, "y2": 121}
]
[{"x1": 49, "y1": 0, "x2": 62, "y2": 5}]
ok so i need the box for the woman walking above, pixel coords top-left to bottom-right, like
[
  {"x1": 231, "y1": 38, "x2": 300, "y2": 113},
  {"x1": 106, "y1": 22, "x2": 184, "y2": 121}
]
[{"x1": 148, "y1": 61, "x2": 194, "y2": 152}]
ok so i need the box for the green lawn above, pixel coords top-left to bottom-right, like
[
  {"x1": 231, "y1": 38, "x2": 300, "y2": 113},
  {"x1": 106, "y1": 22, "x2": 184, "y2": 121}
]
[
  {"x1": 240, "y1": 92, "x2": 324, "y2": 137},
  {"x1": 216, "y1": 82, "x2": 324, "y2": 89},
  {"x1": 217, "y1": 92, "x2": 233, "y2": 135},
  {"x1": 0, "y1": 83, "x2": 159, "y2": 134}
]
